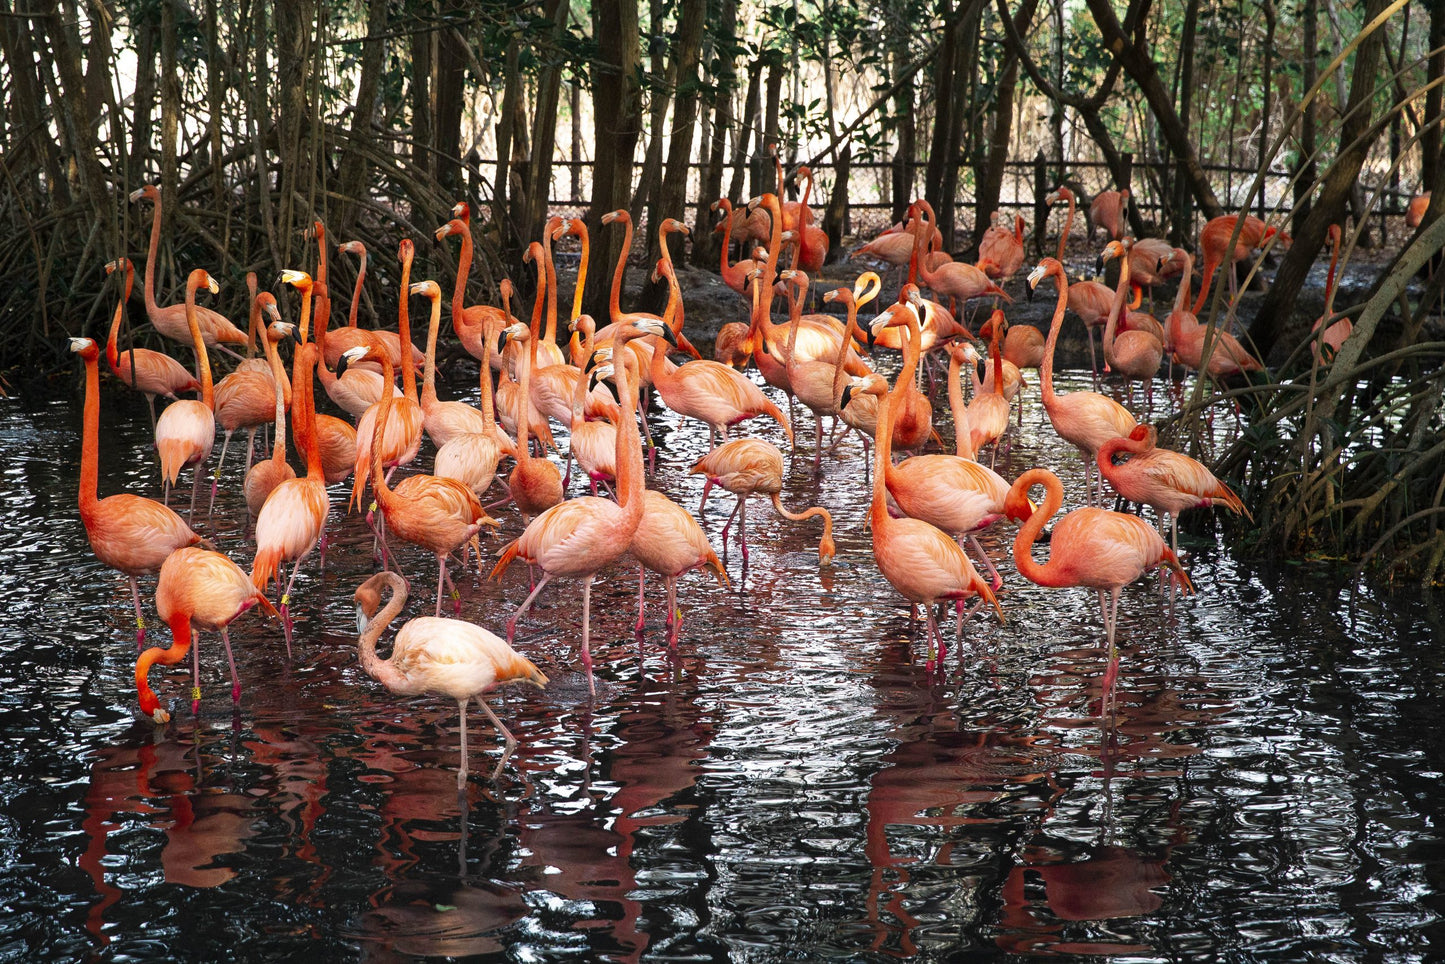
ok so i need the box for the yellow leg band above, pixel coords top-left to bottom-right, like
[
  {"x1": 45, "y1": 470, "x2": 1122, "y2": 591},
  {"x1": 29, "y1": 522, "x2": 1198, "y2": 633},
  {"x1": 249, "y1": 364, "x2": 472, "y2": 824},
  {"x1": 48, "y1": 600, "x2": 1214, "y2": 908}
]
[{"x1": 191, "y1": 686, "x2": 202, "y2": 703}]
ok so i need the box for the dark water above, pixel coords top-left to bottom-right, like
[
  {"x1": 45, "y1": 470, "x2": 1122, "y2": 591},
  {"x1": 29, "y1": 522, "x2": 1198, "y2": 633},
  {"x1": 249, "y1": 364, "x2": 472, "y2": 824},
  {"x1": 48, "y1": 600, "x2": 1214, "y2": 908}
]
[{"x1": 2, "y1": 367, "x2": 1443, "y2": 963}]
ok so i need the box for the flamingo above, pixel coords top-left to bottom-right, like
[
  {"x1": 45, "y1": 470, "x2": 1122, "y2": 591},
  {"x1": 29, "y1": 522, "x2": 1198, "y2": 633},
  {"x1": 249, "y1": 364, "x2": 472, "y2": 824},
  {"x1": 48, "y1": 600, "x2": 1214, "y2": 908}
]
[
  {"x1": 711, "y1": 198, "x2": 763, "y2": 296},
  {"x1": 1027, "y1": 258, "x2": 1137, "y2": 504},
  {"x1": 139, "y1": 546, "x2": 278, "y2": 724},
  {"x1": 691, "y1": 438, "x2": 836, "y2": 567},
  {"x1": 978, "y1": 312, "x2": 1041, "y2": 426},
  {"x1": 1005, "y1": 466, "x2": 1193, "y2": 709},
  {"x1": 317, "y1": 231, "x2": 420, "y2": 375},
  {"x1": 1163, "y1": 252, "x2": 1264, "y2": 382},
  {"x1": 250, "y1": 342, "x2": 330, "y2": 652},
  {"x1": 1099, "y1": 240, "x2": 1165, "y2": 410},
  {"x1": 1311, "y1": 224, "x2": 1353, "y2": 365},
  {"x1": 353, "y1": 571, "x2": 548, "y2": 786},
  {"x1": 1097, "y1": 424, "x2": 1251, "y2": 557},
  {"x1": 307, "y1": 267, "x2": 403, "y2": 418},
  {"x1": 412, "y1": 279, "x2": 496, "y2": 447},
  {"x1": 492, "y1": 278, "x2": 557, "y2": 453},
  {"x1": 1127, "y1": 237, "x2": 1180, "y2": 309},
  {"x1": 500, "y1": 247, "x2": 564, "y2": 520},
  {"x1": 978, "y1": 213, "x2": 1026, "y2": 281},
  {"x1": 844, "y1": 371, "x2": 1002, "y2": 671},
  {"x1": 864, "y1": 298, "x2": 933, "y2": 458},
  {"x1": 915, "y1": 212, "x2": 1010, "y2": 310},
  {"x1": 962, "y1": 314, "x2": 1011, "y2": 465},
  {"x1": 103, "y1": 258, "x2": 199, "y2": 432},
  {"x1": 342, "y1": 341, "x2": 499, "y2": 616},
  {"x1": 1045, "y1": 185, "x2": 1078, "y2": 261},
  {"x1": 243, "y1": 325, "x2": 297, "y2": 518},
  {"x1": 488, "y1": 321, "x2": 664, "y2": 694},
  {"x1": 154, "y1": 269, "x2": 221, "y2": 513},
  {"x1": 881, "y1": 339, "x2": 1014, "y2": 590},
  {"x1": 210, "y1": 307, "x2": 291, "y2": 510},
  {"x1": 351, "y1": 240, "x2": 424, "y2": 513},
  {"x1": 71, "y1": 336, "x2": 203, "y2": 646},
  {"x1": 128, "y1": 184, "x2": 247, "y2": 358},
  {"x1": 1406, "y1": 192, "x2": 1430, "y2": 229},
  {"x1": 437, "y1": 210, "x2": 519, "y2": 369},
  {"x1": 791, "y1": 166, "x2": 829, "y2": 274},
  {"x1": 629, "y1": 490, "x2": 728, "y2": 649},
  {"x1": 1089, "y1": 188, "x2": 1129, "y2": 242},
  {"x1": 564, "y1": 316, "x2": 620, "y2": 494},
  {"x1": 1192, "y1": 214, "x2": 1285, "y2": 315},
  {"x1": 434, "y1": 283, "x2": 516, "y2": 500},
  {"x1": 1064, "y1": 274, "x2": 1114, "y2": 391}
]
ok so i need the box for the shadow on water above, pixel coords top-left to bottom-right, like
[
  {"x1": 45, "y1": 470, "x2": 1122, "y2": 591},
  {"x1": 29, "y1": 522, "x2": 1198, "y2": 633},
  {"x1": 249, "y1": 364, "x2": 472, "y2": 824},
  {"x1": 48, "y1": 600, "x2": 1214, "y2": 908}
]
[{"x1": 1, "y1": 359, "x2": 1444, "y2": 961}]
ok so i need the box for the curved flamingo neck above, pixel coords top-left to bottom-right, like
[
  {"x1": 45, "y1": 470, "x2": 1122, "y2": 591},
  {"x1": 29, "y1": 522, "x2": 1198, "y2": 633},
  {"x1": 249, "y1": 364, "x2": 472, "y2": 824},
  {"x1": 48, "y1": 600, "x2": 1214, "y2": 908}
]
[
  {"x1": 371, "y1": 352, "x2": 398, "y2": 506},
  {"x1": 357, "y1": 575, "x2": 408, "y2": 690},
  {"x1": 1039, "y1": 263, "x2": 1068, "y2": 407},
  {"x1": 611, "y1": 331, "x2": 645, "y2": 530},
  {"x1": 138, "y1": 615, "x2": 192, "y2": 717},
  {"x1": 869, "y1": 388, "x2": 894, "y2": 528},
  {"x1": 79, "y1": 347, "x2": 100, "y2": 514},
  {"x1": 449, "y1": 221, "x2": 472, "y2": 340},
  {"x1": 263, "y1": 330, "x2": 288, "y2": 463},
  {"x1": 105, "y1": 263, "x2": 135, "y2": 372},
  {"x1": 830, "y1": 294, "x2": 859, "y2": 403},
  {"x1": 348, "y1": 251, "x2": 366, "y2": 328},
  {"x1": 1057, "y1": 191, "x2": 1075, "y2": 262},
  {"x1": 608, "y1": 215, "x2": 632, "y2": 325},
  {"x1": 1168, "y1": 253, "x2": 1195, "y2": 344},
  {"x1": 422, "y1": 293, "x2": 442, "y2": 406},
  {"x1": 1096, "y1": 432, "x2": 1147, "y2": 477},
  {"x1": 185, "y1": 282, "x2": 214, "y2": 408},
  {"x1": 570, "y1": 225, "x2": 590, "y2": 323},
  {"x1": 1103, "y1": 250, "x2": 1132, "y2": 355},
  {"x1": 398, "y1": 250, "x2": 417, "y2": 401},
  {"x1": 947, "y1": 352, "x2": 975, "y2": 459},
  {"x1": 142, "y1": 194, "x2": 162, "y2": 317},
  {"x1": 1011, "y1": 469, "x2": 1071, "y2": 588}
]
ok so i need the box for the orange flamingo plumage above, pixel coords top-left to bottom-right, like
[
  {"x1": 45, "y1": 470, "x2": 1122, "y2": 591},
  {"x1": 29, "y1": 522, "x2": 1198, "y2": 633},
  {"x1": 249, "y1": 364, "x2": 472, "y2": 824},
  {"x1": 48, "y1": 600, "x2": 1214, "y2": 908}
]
[
  {"x1": 153, "y1": 269, "x2": 221, "y2": 513},
  {"x1": 103, "y1": 258, "x2": 199, "y2": 432},
  {"x1": 1311, "y1": 224, "x2": 1353, "y2": 365},
  {"x1": 691, "y1": 437, "x2": 836, "y2": 568}
]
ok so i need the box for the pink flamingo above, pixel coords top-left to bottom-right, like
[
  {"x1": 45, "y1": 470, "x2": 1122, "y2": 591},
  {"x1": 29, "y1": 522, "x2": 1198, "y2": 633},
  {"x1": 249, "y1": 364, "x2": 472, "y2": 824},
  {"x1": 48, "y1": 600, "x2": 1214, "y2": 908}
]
[{"x1": 103, "y1": 258, "x2": 198, "y2": 432}]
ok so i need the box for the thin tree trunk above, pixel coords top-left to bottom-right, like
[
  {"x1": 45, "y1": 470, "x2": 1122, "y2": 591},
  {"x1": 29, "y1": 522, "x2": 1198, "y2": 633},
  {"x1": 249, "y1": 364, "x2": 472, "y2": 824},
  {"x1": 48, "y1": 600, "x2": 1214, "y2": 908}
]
[
  {"x1": 339, "y1": 0, "x2": 390, "y2": 231},
  {"x1": 693, "y1": 0, "x2": 739, "y2": 268},
  {"x1": 974, "y1": 0, "x2": 1038, "y2": 249},
  {"x1": 727, "y1": 58, "x2": 762, "y2": 203},
  {"x1": 410, "y1": 4, "x2": 434, "y2": 180},
  {"x1": 631, "y1": 0, "x2": 672, "y2": 225},
  {"x1": 924, "y1": 0, "x2": 957, "y2": 223},
  {"x1": 1422, "y1": 0, "x2": 1443, "y2": 194},
  {"x1": 1294, "y1": 0, "x2": 1318, "y2": 236},
  {"x1": 888, "y1": 0, "x2": 915, "y2": 223},
  {"x1": 524, "y1": 0, "x2": 568, "y2": 244}
]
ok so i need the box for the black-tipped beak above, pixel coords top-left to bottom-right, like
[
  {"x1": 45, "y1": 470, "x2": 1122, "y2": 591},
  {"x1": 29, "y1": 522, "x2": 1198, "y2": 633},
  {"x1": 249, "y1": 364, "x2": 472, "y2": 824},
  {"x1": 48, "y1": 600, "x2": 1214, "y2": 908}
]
[
  {"x1": 660, "y1": 324, "x2": 678, "y2": 347},
  {"x1": 335, "y1": 354, "x2": 351, "y2": 379},
  {"x1": 496, "y1": 331, "x2": 511, "y2": 353},
  {"x1": 841, "y1": 385, "x2": 855, "y2": 408},
  {"x1": 1026, "y1": 283, "x2": 1035, "y2": 304},
  {"x1": 290, "y1": 326, "x2": 304, "y2": 346},
  {"x1": 1094, "y1": 255, "x2": 1104, "y2": 275},
  {"x1": 1157, "y1": 257, "x2": 1168, "y2": 273}
]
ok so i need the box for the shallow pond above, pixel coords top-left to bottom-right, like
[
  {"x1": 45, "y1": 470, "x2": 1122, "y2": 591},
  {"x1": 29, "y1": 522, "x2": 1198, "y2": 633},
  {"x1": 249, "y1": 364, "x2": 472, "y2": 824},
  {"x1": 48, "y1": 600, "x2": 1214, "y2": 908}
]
[{"x1": 1, "y1": 365, "x2": 1442, "y2": 962}]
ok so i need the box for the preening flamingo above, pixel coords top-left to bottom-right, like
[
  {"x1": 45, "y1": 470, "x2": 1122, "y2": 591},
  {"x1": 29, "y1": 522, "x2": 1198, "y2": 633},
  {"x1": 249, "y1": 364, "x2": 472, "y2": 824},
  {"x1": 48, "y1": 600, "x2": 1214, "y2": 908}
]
[
  {"x1": 153, "y1": 269, "x2": 221, "y2": 513},
  {"x1": 72, "y1": 336, "x2": 203, "y2": 646},
  {"x1": 1005, "y1": 466, "x2": 1193, "y2": 708},
  {"x1": 844, "y1": 371, "x2": 1002, "y2": 671},
  {"x1": 691, "y1": 438, "x2": 836, "y2": 567},
  {"x1": 354, "y1": 571, "x2": 548, "y2": 786},
  {"x1": 978, "y1": 213, "x2": 1026, "y2": 281},
  {"x1": 129, "y1": 184, "x2": 248, "y2": 358},
  {"x1": 103, "y1": 258, "x2": 199, "y2": 432},
  {"x1": 1027, "y1": 258, "x2": 1137, "y2": 504},
  {"x1": 139, "y1": 546, "x2": 277, "y2": 724},
  {"x1": 1097, "y1": 424, "x2": 1250, "y2": 556},
  {"x1": 489, "y1": 321, "x2": 665, "y2": 694}
]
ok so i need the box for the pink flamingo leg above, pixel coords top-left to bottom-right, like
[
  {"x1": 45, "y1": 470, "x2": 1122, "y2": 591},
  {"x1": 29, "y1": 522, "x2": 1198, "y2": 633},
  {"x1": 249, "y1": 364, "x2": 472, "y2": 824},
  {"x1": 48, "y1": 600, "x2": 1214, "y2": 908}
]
[
  {"x1": 221, "y1": 627, "x2": 241, "y2": 703},
  {"x1": 191, "y1": 630, "x2": 202, "y2": 715},
  {"x1": 580, "y1": 576, "x2": 596, "y2": 696},
  {"x1": 634, "y1": 567, "x2": 647, "y2": 636},
  {"x1": 506, "y1": 573, "x2": 553, "y2": 644},
  {"x1": 455, "y1": 697, "x2": 471, "y2": 788},
  {"x1": 478, "y1": 697, "x2": 518, "y2": 780}
]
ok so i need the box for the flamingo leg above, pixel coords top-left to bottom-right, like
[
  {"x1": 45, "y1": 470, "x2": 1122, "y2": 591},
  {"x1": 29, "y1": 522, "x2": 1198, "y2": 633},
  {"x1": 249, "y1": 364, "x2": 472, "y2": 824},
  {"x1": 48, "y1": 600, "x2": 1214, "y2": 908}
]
[
  {"x1": 278, "y1": 547, "x2": 315, "y2": 658},
  {"x1": 221, "y1": 627, "x2": 240, "y2": 703},
  {"x1": 210, "y1": 431, "x2": 233, "y2": 513},
  {"x1": 130, "y1": 575, "x2": 147, "y2": 649},
  {"x1": 966, "y1": 534, "x2": 1004, "y2": 591},
  {"x1": 506, "y1": 573, "x2": 552, "y2": 644},
  {"x1": 580, "y1": 576, "x2": 596, "y2": 696},
  {"x1": 455, "y1": 697, "x2": 470, "y2": 788},
  {"x1": 478, "y1": 697, "x2": 517, "y2": 781},
  {"x1": 813, "y1": 413, "x2": 824, "y2": 472},
  {"x1": 1086, "y1": 326, "x2": 1102, "y2": 391},
  {"x1": 146, "y1": 395, "x2": 159, "y2": 436},
  {"x1": 923, "y1": 606, "x2": 941, "y2": 673},
  {"x1": 737, "y1": 497, "x2": 749, "y2": 567},
  {"x1": 634, "y1": 567, "x2": 647, "y2": 636},
  {"x1": 719, "y1": 495, "x2": 742, "y2": 554},
  {"x1": 243, "y1": 428, "x2": 257, "y2": 479},
  {"x1": 189, "y1": 468, "x2": 202, "y2": 518},
  {"x1": 666, "y1": 577, "x2": 681, "y2": 649}
]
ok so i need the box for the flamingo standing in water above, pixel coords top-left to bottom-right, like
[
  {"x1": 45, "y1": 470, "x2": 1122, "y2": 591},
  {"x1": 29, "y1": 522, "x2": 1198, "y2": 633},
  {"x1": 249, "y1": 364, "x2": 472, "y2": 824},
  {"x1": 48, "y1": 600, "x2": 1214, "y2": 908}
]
[
  {"x1": 1005, "y1": 466, "x2": 1193, "y2": 711},
  {"x1": 1027, "y1": 258, "x2": 1137, "y2": 504},
  {"x1": 129, "y1": 184, "x2": 248, "y2": 358},
  {"x1": 489, "y1": 321, "x2": 666, "y2": 694},
  {"x1": 139, "y1": 546, "x2": 278, "y2": 724},
  {"x1": 1097, "y1": 424, "x2": 1250, "y2": 556},
  {"x1": 210, "y1": 306, "x2": 291, "y2": 511},
  {"x1": 691, "y1": 438, "x2": 836, "y2": 568},
  {"x1": 500, "y1": 246, "x2": 564, "y2": 519},
  {"x1": 629, "y1": 490, "x2": 729, "y2": 649},
  {"x1": 103, "y1": 258, "x2": 198, "y2": 432},
  {"x1": 1163, "y1": 252, "x2": 1264, "y2": 384},
  {"x1": 342, "y1": 339, "x2": 498, "y2": 617},
  {"x1": 1192, "y1": 214, "x2": 1285, "y2": 316},
  {"x1": 844, "y1": 370, "x2": 1002, "y2": 671},
  {"x1": 250, "y1": 342, "x2": 329, "y2": 653},
  {"x1": 353, "y1": 571, "x2": 548, "y2": 786},
  {"x1": 243, "y1": 324, "x2": 297, "y2": 518},
  {"x1": 72, "y1": 336, "x2": 203, "y2": 646},
  {"x1": 1311, "y1": 225, "x2": 1353, "y2": 365},
  {"x1": 154, "y1": 269, "x2": 221, "y2": 514}
]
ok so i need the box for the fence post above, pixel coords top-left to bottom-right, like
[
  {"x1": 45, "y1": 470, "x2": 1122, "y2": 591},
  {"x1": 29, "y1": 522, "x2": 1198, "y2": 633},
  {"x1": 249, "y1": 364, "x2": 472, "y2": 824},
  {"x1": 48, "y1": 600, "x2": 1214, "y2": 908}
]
[{"x1": 1033, "y1": 150, "x2": 1049, "y2": 257}]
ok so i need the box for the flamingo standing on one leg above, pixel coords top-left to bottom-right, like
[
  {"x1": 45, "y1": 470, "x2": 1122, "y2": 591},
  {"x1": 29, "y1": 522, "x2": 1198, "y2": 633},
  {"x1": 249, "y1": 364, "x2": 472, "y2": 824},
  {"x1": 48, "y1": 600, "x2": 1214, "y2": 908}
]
[
  {"x1": 1005, "y1": 466, "x2": 1193, "y2": 712},
  {"x1": 354, "y1": 571, "x2": 548, "y2": 786},
  {"x1": 72, "y1": 336, "x2": 203, "y2": 647},
  {"x1": 138, "y1": 546, "x2": 278, "y2": 724}
]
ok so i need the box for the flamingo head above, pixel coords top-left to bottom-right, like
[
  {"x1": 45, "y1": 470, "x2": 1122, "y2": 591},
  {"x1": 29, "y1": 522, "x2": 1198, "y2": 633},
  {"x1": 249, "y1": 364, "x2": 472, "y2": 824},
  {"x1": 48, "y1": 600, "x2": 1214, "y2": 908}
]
[
  {"x1": 335, "y1": 344, "x2": 374, "y2": 379},
  {"x1": 451, "y1": 201, "x2": 470, "y2": 221},
  {"x1": 128, "y1": 184, "x2": 159, "y2": 203},
  {"x1": 496, "y1": 322, "x2": 528, "y2": 353},
  {"x1": 409, "y1": 280, "x2": 442, "y2": 300},
  {"x1": 601, "y1": 209, "x2": 628, "y2": 226},
  {"x1": 69, "y1": 336, "x2": 98, "y2": 357},
  {"x1": 280, "y1": 269, "x2": 312, "y2": 291}
]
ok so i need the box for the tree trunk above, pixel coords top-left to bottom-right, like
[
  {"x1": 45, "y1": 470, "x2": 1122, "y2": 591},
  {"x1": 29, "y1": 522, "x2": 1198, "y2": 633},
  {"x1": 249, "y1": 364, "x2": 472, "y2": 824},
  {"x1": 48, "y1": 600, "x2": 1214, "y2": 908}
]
[
  {"x1": 1293, "y1": 0, "x2": 1318, "y2": 236},
  {"x1": 1083, "y1": 0, "x2": 1224, "y2": 220},
  {"x1": 161, "y1": 0, "x2": 181, "y2": 258},
  {"x1": 1170, "y1": 0, "x2": 1199, "y2": 244},
  {"x1": 410, "y1": 4, "x2": 433, "y2": 180},
  {"x1": 693, "y1": 0, "x2": 739, "y2": 268},
  {"x1": 1249, "y1": 0, "x2": 1391, "y2": 361},
  {"x1": 631, "y1": 0, "x2": 673, "y2": 225},
  {"x1": 924, "y1": 0, "x2": 958, "y2": 224},
  {"x1": 339, "y1": 0, "x2": 390, "y2": 231},
  {"x1": 761, "y1": 51, "x2": 784, "y2": 196},
  {"x1": 524, "y1": 0, "x2": 568, "y2": 244},
  {"x1": 583, "y1": 0, "x2": 642, "y2": 319},
  {"x1": 433, "y1": 6, "x2": 468, "y2": 195},
  {"x1": 974, "y1": 0, "x2": 1039, "y2": 248},
  {"x1": 1422, "y1": 0, "x2": 1444, "y2": 191},
  {"x1": 129, "y1": 14, "x2": 157, "y2": 187},
  {"x1": 888, "y1": 0, "x2": 915, "y2": 223},
  {"x1": 727, "y1": 58, "x2": 762, "y2": 203},
  {"x1": 494, "y1": 36, "x2": 522, "y2": 252}
]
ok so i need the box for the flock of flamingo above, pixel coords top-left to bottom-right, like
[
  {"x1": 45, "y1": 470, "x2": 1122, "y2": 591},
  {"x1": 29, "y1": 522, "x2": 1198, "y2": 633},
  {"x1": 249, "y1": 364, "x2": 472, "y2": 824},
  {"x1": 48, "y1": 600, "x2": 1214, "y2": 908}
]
[{"x1": 76, "y1": 170, "x2": 1346, "y2": 788}]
